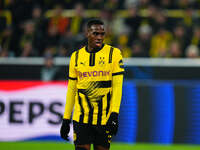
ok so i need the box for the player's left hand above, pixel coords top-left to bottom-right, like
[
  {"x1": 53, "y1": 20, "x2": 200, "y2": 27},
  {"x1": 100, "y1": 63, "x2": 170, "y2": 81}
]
[{"x1": 106, "y1": 112, "x2": 119, "y2": 135}]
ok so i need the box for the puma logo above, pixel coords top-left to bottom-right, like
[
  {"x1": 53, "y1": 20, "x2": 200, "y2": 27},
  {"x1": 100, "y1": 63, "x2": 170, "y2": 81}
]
[{"x1": 80, "y1": 62, "x2": 85, "y2": 65}]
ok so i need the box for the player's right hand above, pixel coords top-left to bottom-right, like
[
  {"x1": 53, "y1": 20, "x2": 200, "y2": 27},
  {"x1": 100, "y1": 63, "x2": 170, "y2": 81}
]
[{"x1": 60, "y1": 119, "x2": 71, "y2": 141}]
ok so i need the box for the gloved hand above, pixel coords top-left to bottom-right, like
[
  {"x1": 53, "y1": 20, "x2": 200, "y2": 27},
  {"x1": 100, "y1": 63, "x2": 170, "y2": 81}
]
[
  {"x1": 106, "y1": 112, "x2": 119, "y2": 135},
  {"x1": 60, "y1": 119, "x2": 71, "y2": 141}
]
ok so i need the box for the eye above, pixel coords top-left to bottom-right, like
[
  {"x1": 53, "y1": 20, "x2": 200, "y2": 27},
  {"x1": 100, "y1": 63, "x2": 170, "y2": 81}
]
[{"x1": 93, "y1": 32, "x2": 98, "y2": 35}]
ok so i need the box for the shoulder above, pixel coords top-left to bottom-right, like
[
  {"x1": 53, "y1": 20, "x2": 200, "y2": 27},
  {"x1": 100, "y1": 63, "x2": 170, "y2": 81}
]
[
  {"x1": 71, "y1": 46, "x2": 86, "y2": 57},
  {"x1": 70, "y1": 51, "x2": 76, "y2": 59},
  {"x1": 105, "y1": 44, "x2": 121, "y2": 54},
  {"x1": 110, "y1": 46, "x2": 123, "y2": 60},
  {"x1": 104, "y1": 44, "x2": 122, "y2": 53},
  {"x1": 111, "y1": 46, "x2": 123, "y2": 57},
  {"x1": 114, "y1": 47, "x2": 122, "y2": 54}
]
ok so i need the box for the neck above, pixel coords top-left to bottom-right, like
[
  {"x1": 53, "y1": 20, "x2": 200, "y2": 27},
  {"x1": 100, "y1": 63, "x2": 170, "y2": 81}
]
[{"x1": 87, "y1": 45, "x2": 94, "y2": 52}]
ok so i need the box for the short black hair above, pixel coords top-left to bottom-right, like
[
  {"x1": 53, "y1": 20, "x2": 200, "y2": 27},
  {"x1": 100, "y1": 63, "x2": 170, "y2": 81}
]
[{"x1": 87, "y1": 19, "x2": 104, "y2": 29}]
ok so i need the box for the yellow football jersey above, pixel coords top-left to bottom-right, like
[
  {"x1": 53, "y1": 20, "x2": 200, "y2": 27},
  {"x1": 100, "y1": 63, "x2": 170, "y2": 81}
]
[{"x1": 69, "y1": 44, "x2": 124, "y2": 125}]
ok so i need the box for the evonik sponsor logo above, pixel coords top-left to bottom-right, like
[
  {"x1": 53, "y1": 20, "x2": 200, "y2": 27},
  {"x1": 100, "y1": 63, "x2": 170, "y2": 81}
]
[{"x1": 78, "y1": 70, "x2": 110, "y2": 79}]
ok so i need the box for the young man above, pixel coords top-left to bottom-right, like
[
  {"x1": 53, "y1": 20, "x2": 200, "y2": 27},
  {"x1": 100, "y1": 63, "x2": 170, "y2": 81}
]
[{"x1": 60, "y1": 19, "x2": 124, "y2": 150}]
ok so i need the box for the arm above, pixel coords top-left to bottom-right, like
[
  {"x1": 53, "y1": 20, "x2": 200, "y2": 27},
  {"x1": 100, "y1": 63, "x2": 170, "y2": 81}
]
[
  {"x1": 106, "y1": 48, "x2": 124, "y2": 135},
  {"x1": 63, "y1": 79, "x2": 77, "y2": 119},
  {"x1": 60, "y1": 52, "x2": 77, "y2": 141},
  {"x1": 63, "y1": 51, "x2": 77, "y2": 119},
  {"x1": 106, "y1": 74, "x2": 123, "y2": 136},
  {"x1": 110, "y1": 74, "x2": 123, "y2": 113},
  {"x1": 110, "y1": 48, "x2": 124, "y2": 114}
]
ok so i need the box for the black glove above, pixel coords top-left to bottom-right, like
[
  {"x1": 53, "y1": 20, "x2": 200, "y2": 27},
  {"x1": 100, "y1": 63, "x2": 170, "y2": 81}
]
[
  {"x1": 106, "y1": 112, "x2": 119, "y2": 135},
  {"x1": 60, "y1": 119, "x2": 71, "y2": 141}
]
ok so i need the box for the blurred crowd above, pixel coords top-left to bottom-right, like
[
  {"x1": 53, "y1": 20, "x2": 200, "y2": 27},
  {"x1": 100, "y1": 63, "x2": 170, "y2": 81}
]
[{"x1": 1, "y1": 0, "x2": 200, "y2": 58}]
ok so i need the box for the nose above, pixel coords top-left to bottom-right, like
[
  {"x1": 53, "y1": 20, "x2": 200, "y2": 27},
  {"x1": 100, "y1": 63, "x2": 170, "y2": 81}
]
[{"x1": 97, "y1": 34, "x2": 103, "y2": 40}]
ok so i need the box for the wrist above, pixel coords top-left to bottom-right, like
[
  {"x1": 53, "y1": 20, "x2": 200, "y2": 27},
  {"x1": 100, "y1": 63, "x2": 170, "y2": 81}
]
[
  {"x1": 62, "y1": 119, "x2": 71, "y2": 124},
  {"x1": 110, "y1": 112, "x2": 118, "y2": 118}
]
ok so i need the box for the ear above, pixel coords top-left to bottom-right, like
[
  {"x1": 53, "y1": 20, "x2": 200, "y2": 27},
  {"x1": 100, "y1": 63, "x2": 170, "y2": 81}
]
[
  {"x1": 85, "y1": 32, "x2": 88, "y2": 38},
  {"x1": 84, "y1": 26, "x2": 89, "y2": 38},
  {"x1": 85, "y1": 29, "x2": 89, "y2": 38}
]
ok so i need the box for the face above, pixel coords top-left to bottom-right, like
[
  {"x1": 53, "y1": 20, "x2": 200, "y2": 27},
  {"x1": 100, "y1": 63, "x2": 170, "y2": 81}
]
[{"x1": 87, "y1": 24, "x2": 105, "y2": 49}]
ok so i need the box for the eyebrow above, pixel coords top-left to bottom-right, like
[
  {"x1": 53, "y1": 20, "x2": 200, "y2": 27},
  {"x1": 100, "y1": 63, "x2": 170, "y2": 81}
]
[{"x1": 93, "y1": 32, "x2": 105, "y2": 35}]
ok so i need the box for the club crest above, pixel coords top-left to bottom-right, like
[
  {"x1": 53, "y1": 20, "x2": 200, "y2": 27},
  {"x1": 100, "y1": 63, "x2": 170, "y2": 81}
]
[{"x1": 99, "y1": 57, "x2": 105, "y2": 67}]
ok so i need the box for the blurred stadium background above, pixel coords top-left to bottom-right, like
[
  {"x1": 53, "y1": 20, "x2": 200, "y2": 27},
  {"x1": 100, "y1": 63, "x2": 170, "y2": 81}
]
[{"x1": 1, "y1": 0, "x2": 200, "y2": 150}]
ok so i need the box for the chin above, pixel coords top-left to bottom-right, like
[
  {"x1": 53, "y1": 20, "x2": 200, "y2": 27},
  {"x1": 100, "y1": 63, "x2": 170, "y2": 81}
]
[{"x1": 95, "y1": 44, "x2": 103, "y2": 48}]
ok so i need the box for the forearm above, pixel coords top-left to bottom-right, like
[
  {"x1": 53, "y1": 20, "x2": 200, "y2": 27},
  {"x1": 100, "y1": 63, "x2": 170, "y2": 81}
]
[
  {"x1": 63, "y1": 79, "x2": 77, "y2": 119},
  {"x1": 111, "y1": 75, "x2": 123, "y2": 113}
]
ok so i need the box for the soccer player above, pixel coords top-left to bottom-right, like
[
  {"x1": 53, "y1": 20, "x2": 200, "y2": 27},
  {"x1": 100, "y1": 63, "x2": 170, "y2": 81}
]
[{"x1": 60, "y1": 19, "x2": 124, "y2": 150}]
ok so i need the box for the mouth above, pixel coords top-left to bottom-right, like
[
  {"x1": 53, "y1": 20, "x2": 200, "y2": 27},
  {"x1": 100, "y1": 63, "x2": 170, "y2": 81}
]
[{"x1": 95, "y1": 41, "x2": 102, "y2": 47}]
